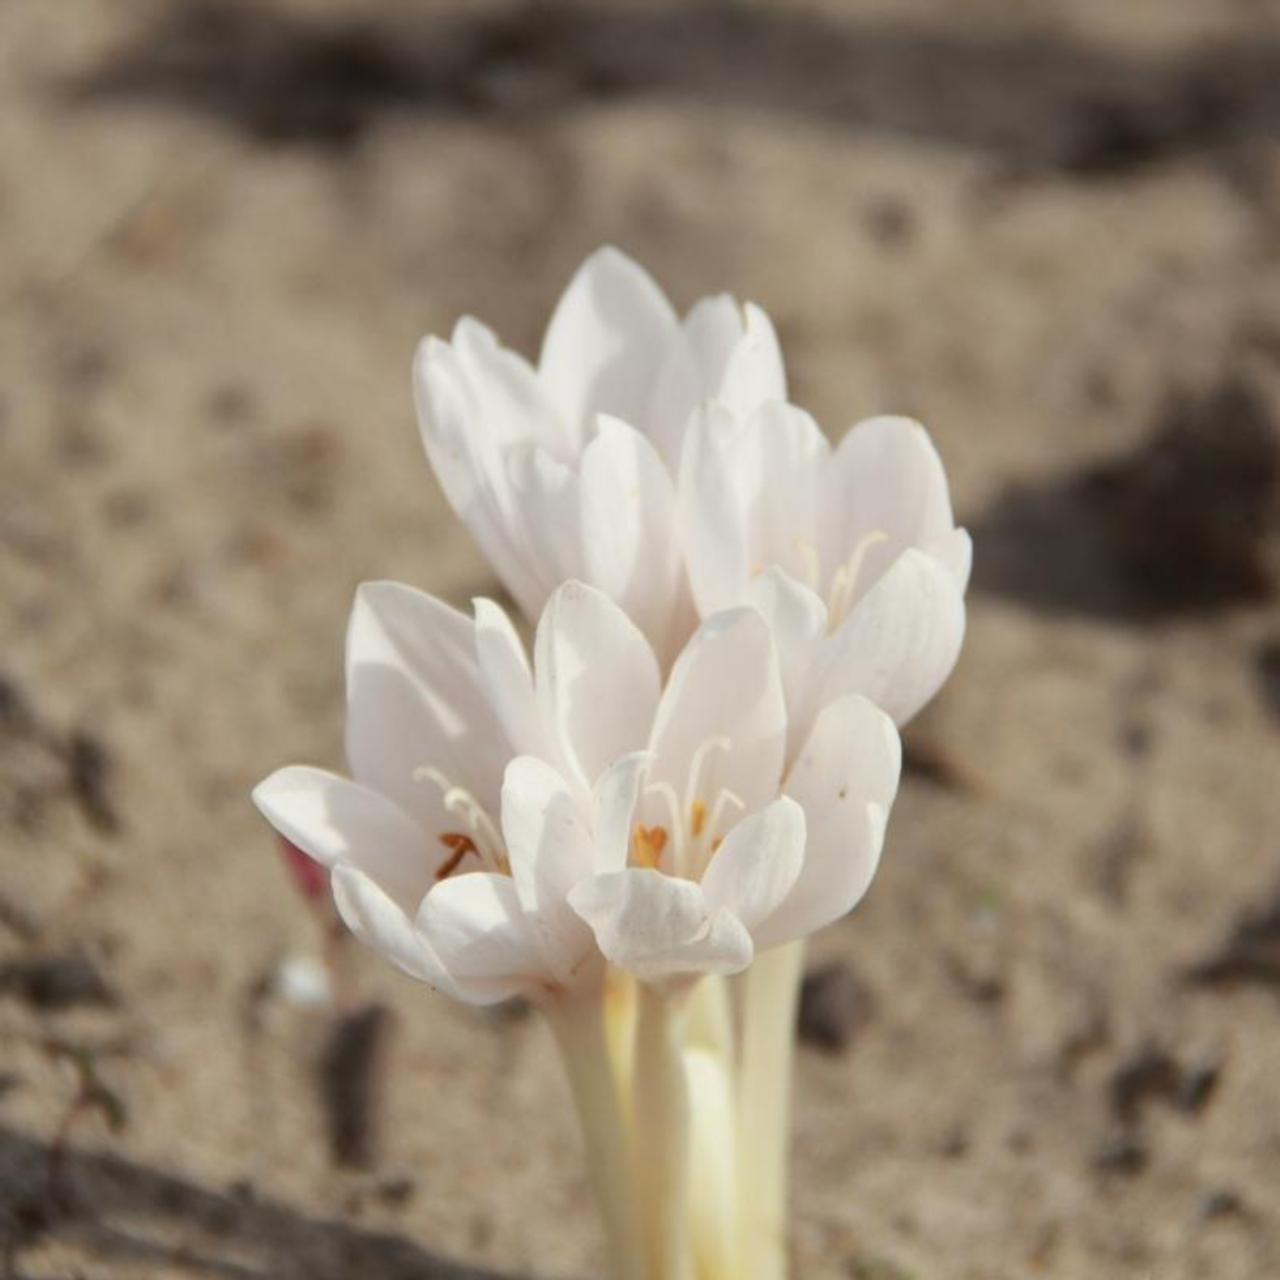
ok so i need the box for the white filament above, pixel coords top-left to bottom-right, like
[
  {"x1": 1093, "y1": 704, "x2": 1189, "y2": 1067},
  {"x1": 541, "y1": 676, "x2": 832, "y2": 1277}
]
[
  {"x1": 642, "y1": 736, "x2": 743, "y2": 881},
  {"x1": 825, "y1": 528, "x2": 889, "y2": 630},
  {"x1": 414, "y1": 765, "x2": 507, "y2": 872}
]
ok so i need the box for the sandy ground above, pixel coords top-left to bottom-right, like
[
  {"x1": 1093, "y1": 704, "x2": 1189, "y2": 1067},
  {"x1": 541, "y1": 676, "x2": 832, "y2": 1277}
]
[{"x1": 3, "y1": 1, "x2": 1280, "y2": 1276}]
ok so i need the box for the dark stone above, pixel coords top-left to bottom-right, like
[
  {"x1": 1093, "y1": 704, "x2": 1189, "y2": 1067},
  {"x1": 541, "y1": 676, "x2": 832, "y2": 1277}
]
[
  {"x1": 320, "y1": 1004, "x2": 395, "y2": 1169},
  {"x1": 376, "y1": 1177, "x2": 416, "y2": 1207},
  {"x1": 1093, "y1": 1131, "x2": 1148, "y2": 1175},
  {"x1": 864, "y1": 196, "x2": 915, "y2": 248},
  {"x1": 0, "y1": 950, "x2": 114, "y2": 1011},
  {"x1": 1256, "y1": 637, "x2": 1280, "y2": 723},
  {"x1": 798, "y1": 962, "x2": 874, "y2": 1053},
  {"x1": 1187, "y1": 888, "x2": 1280, "y2": 988},
  {"x1": 1058, "y1": 85, "x2": 1227, "y2": 177},
  {"x1": 0, "y1": 675, "x2": 36, "y2": 736},
  {"x1": 1197, "y1": 1188, "x2": 1247, "y2": 1221},
  {"x1": 206, "y1": 381, "x2": 257, "y2": 427},
  {"x1": 1119, "y1": 719, "x2": 1153, "y2": 758},
  {"x1": 1110, "y1": 1044, "x2": 1181, "y2": 1122},
  {"x1": 65, "y1": 731, "x2": 121, "y2": 834},
  {"x1": 1178, "y1": 1060, "x2": 1222, "y2": 1114},
  {"x1": 902, "y1": 736, "x2": 981, "y2": 792}
]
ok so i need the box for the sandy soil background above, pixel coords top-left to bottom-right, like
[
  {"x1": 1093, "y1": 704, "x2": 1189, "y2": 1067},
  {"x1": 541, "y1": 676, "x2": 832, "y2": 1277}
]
[{"x1": 3, "y1": 1, "x2": 1280, "y2": 1276}]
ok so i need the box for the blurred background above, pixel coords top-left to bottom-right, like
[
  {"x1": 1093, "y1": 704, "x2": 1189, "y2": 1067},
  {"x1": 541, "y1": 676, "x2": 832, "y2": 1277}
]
[{"x1": 3, "y1": 0, "x2": 1280, "y2": 1276}]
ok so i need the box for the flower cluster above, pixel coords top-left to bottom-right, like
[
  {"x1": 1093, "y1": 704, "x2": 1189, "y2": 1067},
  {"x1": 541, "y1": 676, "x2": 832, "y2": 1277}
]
[{"x1": 254, "y1": 248, "x2": 968, "y2": 1279}]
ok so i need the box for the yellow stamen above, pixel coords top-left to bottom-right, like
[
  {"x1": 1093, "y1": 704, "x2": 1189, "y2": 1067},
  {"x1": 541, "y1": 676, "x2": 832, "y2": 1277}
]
[
  {"x1": 690, "y1": 799, "x2": 707, "y2": 839},
  {"x1": 633, "y1": 824, "x2": 669, "y2": 870}
]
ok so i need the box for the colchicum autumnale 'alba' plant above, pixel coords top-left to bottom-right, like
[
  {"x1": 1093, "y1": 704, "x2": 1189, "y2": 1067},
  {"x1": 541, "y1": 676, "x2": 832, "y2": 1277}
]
[{"x1": 254, "y1": 248, "x2": 968, "y2": 1279}]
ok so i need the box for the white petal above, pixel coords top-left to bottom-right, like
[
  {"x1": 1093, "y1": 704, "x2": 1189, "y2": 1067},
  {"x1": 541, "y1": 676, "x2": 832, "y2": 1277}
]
[
  {"x1": 936, "y1": 527, "x2": 973, "y2": 592},
  {"x1": 538, "y1": 247, "x2": 679, "y2": 447},
  {"x1": 647, "y1": 294, "x2": 745, "y2": 467},
  {"x1": 744, "y1": 567, "x2": 828, "y2": 754},
  {"x1": 760, "y1": 695, "x2": 901, "y2": 949},
  {"x1": 253, "y1": 766, "x2": 434, "y2": 911},
  {"x1": 413, "y1": 336, "x2": 545, "y2": 619},
  {"x1": 679, "y1": 402, "x2": 755, "y2": 616},
  {"x1": 451, "y1": 316, "x2": 573, "y2": 459},
  {"x1": 578, "y1": 416, "x2": 687, "y2": 662},
  {"x1": 717, "y1": 302, "x2": 787, "y2": 418},
  {"x1": 568, "y1": 870, "x2": 753, "y2": 982},
  {"x1": 648, "y1": 607, "x2": 786, "y2": 818},
  {"x1": 345, "y1": 582, "x2": 509, "y2": 821},
  {"x1": 680, "y1": 402, "x2": 827, "y2": 617},
  {"x1": 473, "y1": 598, "x2": 547, "y2": 759},
  {"x1": 506, "y1": 445, "x2": 582, "y2": 595},
  {"x1": 534, "y1": 581, "x2": 660, "y2": 793},
  {"x1": 825, "y1": 416, "x2": 961, "y2": 602},
  {"x1": 700, "y1": 797, "x2": 806, "y2": 934},
  {"x1": 815, "y1": 548, "x2": 966, "y2": 727},
  {"x1": 648, "y1": 297, "x2": 787, "y2": 470},
  {"x1": 331, "y1": 863, "x2": 455, "y2": 989},
  {"x1": 501, "y1": 756, "x2": 597, "y2": 982},
  {"x1": 736, "y1": 401, "x2": 830, "y2": 585},
  {"x1": 592, "y1": 751, "x2": 653, "y2": 875},
  {"x1": 418, "y1": 872, "x2": 549, "y2": 1003}
]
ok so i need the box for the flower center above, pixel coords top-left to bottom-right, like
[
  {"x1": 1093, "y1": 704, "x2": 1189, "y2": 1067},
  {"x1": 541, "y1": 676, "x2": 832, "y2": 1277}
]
[
  {"x1": 792, "y1": 529, "x2": 889, "y2": 632},
  {"x1": 631, "y1": 737, "x2": 743, "y2": 882},
  {"x1": 414, "y1": 766, "x2": 510, "y2": 879}
]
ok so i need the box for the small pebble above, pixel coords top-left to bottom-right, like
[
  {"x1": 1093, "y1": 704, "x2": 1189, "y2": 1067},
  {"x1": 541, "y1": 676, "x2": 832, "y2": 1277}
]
[
  {"x1": 1110, "y1": 1044, "x2": 1180, "y2": 1122},
  {"x1": 1177, "y1": 1060, "x2": 1222, "y2": 1114},
  {"x1": 1197, "y1": 1188, "x2": 1246, "y2": 1222},
  {"x1": 0, "y1": 949, "x2": 114, "y2": 1010},
  {"x1": 1094, "y1": 1131, "x2": 1148, "y2": 1176},
  {"x1": 798, "y1": 962, "x2": 873, "y2": 1053},
  {"x1": 1256, "y1": 637, "x2": 1280, "y2": 723},
  {"x1": 66, "y1": 731, "x2": 121, "y2": 834},
  {"x1": 377, "y1": 1176, "x2": 416, "y2": 1207},
  {"x1": 274, "y1": 955, "x2": 332, "y2": 1009},
  {"x1": 321, "y1": 1003, "x2": 395, "y2": 1169}
]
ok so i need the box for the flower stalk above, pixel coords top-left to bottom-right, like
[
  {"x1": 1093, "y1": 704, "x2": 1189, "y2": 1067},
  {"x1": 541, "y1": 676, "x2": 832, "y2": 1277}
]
[
  {"x1": 735, "y1": 942, "x2": 805, "y2": 1280},
  {"x1": 546, "y1": 994, "x2": 646, "y2": 1280},
  {"x1": 634, "y1": 984, "x2": 694, "y2": 1280}
]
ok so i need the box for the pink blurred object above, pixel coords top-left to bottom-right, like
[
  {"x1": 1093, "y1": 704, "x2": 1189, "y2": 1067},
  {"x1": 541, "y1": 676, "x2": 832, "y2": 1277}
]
[{"x1": 277, "y1": 836, "x2": 327, "y2": 902}]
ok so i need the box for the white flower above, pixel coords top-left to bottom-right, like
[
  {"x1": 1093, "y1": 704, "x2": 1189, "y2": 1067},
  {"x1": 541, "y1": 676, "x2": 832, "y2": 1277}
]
[
  {"x1": 414, "y1": 247, "x2": 785, "y2": 662},
  {"x1": 680, "y1": 401, "x2": 970, "y2": 739},
  {"x1": 559, "y1": 595, "x2": 902, "y2": 986},
  {"x1": 253, "y1": 580, "x2": 651, "y2": 1005},
  {"x1": 253, "y1": 578, "x2": 899, "y2": 1001}
]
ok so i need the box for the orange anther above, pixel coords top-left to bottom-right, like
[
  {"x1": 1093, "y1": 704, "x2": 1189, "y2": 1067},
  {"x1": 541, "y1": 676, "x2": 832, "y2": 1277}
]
[
  {"x1": 436, "y1": 831, "x2": 479, "y2": 880},
  {"x1": 690, "y1": 799, "x2": 708, "y2": 838},
  {"x1": 633, "y1": 824, "x2": 669, "y2": 869}
]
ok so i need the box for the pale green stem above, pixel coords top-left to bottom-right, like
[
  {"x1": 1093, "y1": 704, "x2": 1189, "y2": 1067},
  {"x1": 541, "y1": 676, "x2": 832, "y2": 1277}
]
[
  {"x1": 683, "y1": 972, "x2": 734, "y2": 1061},
  {"x1": 685, "y1": 1045, "x2": 739, "y2": 1279},
  {"x1": 735, "y1": 940, "x2": 805, "y2": 1280},
  {"x1": 634, "y1": 983, "x2": 695, "y2": 1280},
  {"x1": 546, "y1": 994, "x2": 645, "y2": 1280},
  {"x1": 681, "y1": 975, "x2": 738, "y2": 1278}
]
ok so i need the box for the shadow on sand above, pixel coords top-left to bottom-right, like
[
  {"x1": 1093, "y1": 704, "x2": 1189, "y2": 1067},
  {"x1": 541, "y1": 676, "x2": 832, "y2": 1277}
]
[
  {"x1": 65, "y1": 0, "x2": 1280, "y2": 166},
  {"x1": 0, "y1": 1123, "x2": 516, "y2": 1280}
]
